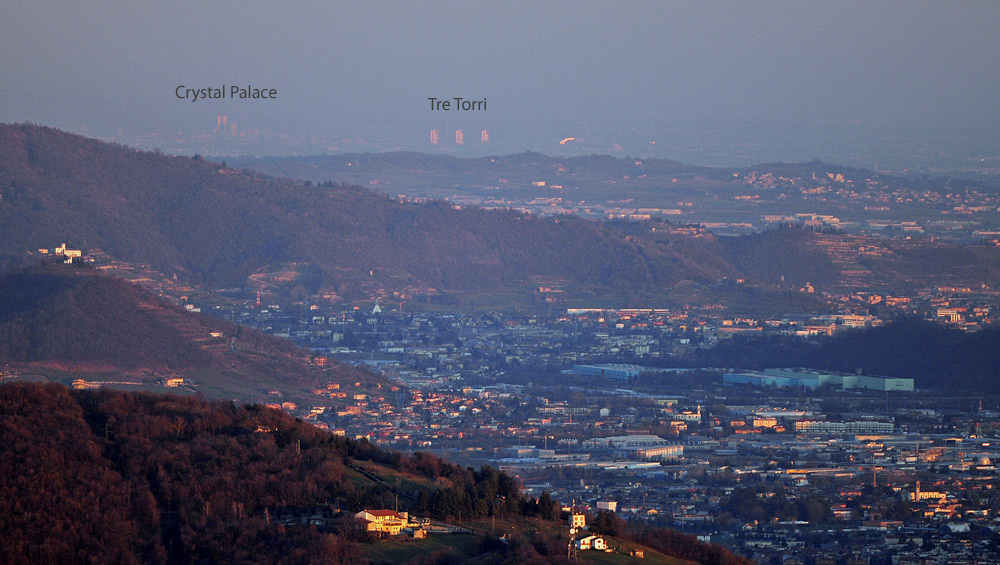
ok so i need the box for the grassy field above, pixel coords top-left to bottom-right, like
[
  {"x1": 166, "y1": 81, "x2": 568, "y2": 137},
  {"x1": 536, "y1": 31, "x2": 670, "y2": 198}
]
[
  {"x1": 352, "y1": 459, "x2": 455, "y2": 492},
  {"x1": 363, "y1": 533, "x2": 480, "y2": 564},
  {"x1": 576, "y1": 536, "x2": 696, "y2": 565},
  {"x1": 454, "y1": 517, "x2": 697, "y2": 565}
]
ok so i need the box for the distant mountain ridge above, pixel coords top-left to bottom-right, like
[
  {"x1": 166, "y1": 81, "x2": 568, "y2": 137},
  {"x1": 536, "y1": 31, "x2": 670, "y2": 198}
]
[
  {"x1": 2, "y1": 123, "x2": 997, "y2": 309},
  {"x1": 229, "y1": 151, "x2": 903, "y2": 198},
  {"x1": 232, "y1": 151, "x2": 901, "y2": 184},
  {"x1": 231, "y1": 150, "x2": 717, "y2": 188},
  {"x1": 0, "y1": 123, "x2": 738, "y2": 299}
]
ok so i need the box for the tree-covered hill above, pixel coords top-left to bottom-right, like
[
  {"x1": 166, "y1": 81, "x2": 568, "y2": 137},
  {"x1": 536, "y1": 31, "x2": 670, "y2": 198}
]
[{"x1": 0, "y1": 383, "x2": 751, "y2": 565}]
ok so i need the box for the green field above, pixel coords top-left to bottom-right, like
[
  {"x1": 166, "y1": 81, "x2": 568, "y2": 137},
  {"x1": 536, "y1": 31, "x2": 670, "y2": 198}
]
[
  {"x1": 363, "y1": 533, "x2": 480, "y2": 564},
  {"x1": 576, "y1": 536, "x2": 696, "y2": 565}
]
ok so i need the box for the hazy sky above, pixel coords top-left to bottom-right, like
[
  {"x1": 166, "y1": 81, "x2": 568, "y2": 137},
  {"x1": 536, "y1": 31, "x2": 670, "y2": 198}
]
[{"x1": 2, "y1": 1, "x2": 998, "y2": 161}]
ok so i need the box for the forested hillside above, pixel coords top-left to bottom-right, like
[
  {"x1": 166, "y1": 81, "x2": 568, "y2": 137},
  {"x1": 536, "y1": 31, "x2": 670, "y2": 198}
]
[{"x1": 0, "y1": 383, "x2": 751, "y2": 565}]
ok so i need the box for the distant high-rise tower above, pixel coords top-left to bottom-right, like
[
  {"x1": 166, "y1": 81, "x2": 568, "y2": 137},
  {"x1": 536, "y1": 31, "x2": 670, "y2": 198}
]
[
  {"x1": 481, "y1": 129, "x2": 489, "y2": 143},
  {"x1": 429, "y1": 129, "x2": 439, "y2": 144},
  {"x1": 455, "y1": 129, "x2": 464, "y2": 145},
  {"x1": 216, "y1": 115, "x2": 223, "y2": 132}
]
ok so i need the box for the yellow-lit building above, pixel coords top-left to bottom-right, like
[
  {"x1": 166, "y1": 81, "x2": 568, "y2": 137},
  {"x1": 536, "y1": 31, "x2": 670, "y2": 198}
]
[{"x1": 355, "y1": 509, "x2": 409, "y2": 535}]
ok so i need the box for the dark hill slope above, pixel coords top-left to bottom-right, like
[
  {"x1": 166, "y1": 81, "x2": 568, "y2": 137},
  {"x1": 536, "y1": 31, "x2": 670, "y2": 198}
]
[
  {"x1": 0, "y1": 263, "x2": 209, "y2": 371},
  {"x1": 0, "y1": 123, "x2": 734, "y2": 297},
  {"x1": 0, "y1": 262, "x2": 377, "y2": 401},
  {"x1": 684, "y1": 317, "x2": 1000, "y2": 391},
  {"x1": 716, "y1": 227, "x2": 841, "y2": 290}
]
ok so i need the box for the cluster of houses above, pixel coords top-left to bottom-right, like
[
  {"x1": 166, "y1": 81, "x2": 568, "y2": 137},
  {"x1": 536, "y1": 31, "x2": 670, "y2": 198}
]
[
  {"x1": 37, "y1": 242, "x2": 83, "y2": 263},
  {"x1": 354, "y1": 507, "x2": 626, "y2": 556}
]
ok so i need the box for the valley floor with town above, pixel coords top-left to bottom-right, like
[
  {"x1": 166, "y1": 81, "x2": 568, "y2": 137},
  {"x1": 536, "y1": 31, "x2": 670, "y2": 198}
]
[{"x1": 173, "y1": 300, "x2": 1000, "y2": 564}]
